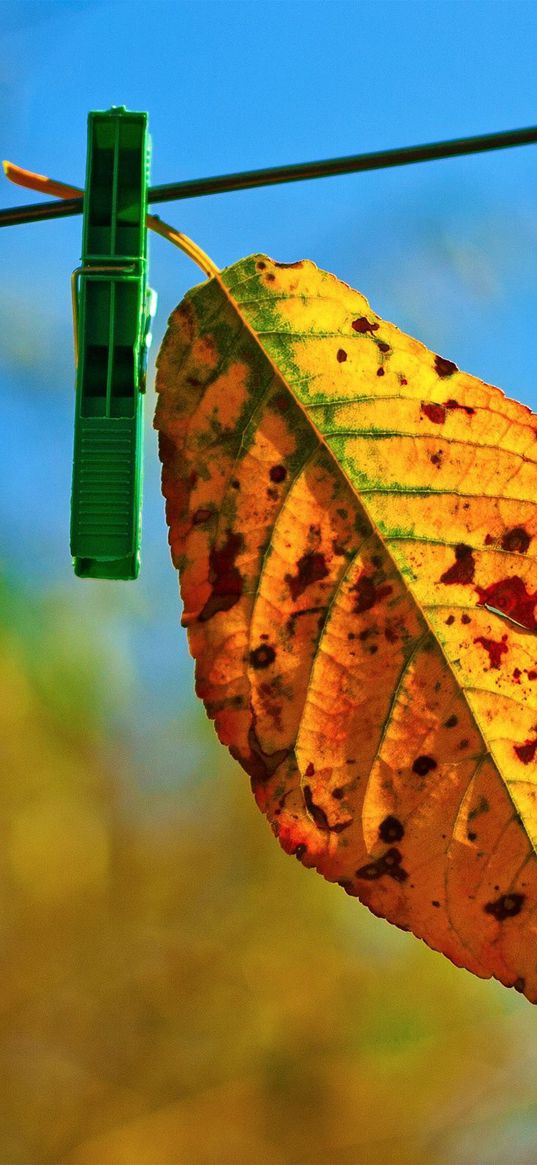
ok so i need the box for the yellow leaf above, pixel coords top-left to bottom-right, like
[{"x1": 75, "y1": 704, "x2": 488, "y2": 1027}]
[{"x1": 155, "y1": 255, "x2": 537, "y2": 1001}]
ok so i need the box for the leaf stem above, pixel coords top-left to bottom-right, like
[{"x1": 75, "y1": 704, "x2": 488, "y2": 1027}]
[{"x1": 2, "y1": 162, "x2": 219, "y2": 278}]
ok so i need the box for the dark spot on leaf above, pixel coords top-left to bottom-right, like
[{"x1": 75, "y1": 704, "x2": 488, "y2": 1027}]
[
  {"x1": 461, "y1": 614, "x2": 471, "y2": 624},
  {"x1": 501, "y1": 526, "x2": 531, "y2": 554},
  {"x1": 467, "y1": 831, "x2": 477, "y2": 842},
  {"x1": 266, "y1": 273, "x2": 276, "y2": 282},
  {"x1": 294, "y1": 844, "x2": 307, "y2": 860},
  {"x1": 528, "y1": 670, "x2": 537, "y2": 680},
  {"x1": 379, "y1": 815, "x2": 404, "y2": 843},
  {"x1": 412, "y1": 755, "x2": 438, "y2": 776},
  {"x1": 192, "y1": 508, "x2": 213, "y2": 525},
  {"x1": 513, "y1": 667, "x2": 522, "y2": 681},
  {"x1": 430, "y1": 452, "x2": 443, "y2": 467},
  {"x1": 383, "y1": 849, "x2": 408, "y2": 882},
  {"x1": 435, "y1": 354, "x2": 458, "y2": 378},
  {"x1": 369, "y1": 644, "x2": 378, "y2": 654},
  {"x1": 458, "y1": 738, "x2": 470, "y2": 750},
  {"x1": 304, "y1": 785, "x2": 329, "y2": 829},
  {"x1": 431, "y1": 900, "x2": 440, "y2": 908},
  {"x1": 485, "y1": 893, "x2": 525, "y2": 920},
  {"x1": 273, "y1": 392, "x2": 290, "y2": 412},
  {"x1": 440, "y1": 544, "x2": 475, "y2": 585},
  {"x1": 468, "y1": 796, "x2": 489, "y2": 820},
  {"x1": 485, "y1": 533, "x2": 495, "y2": 545},
  {"x1": 286, "y1": 605, "x2": 326, "y2": 637},
  {"x1": 337, "y1": 348, "x2": 347, "y2": 362},
  {"x1": 305, "y1": 762, "x2": 315, "y2": 777},
  {"x1": 351, "y1": 573, "x2": 393, "y2": 614},
  {"x1": 158, "y1": 433, "x2": 177, "y2": 465},
  {"x1": 352, "y1": 316, "x2": 379, "y2": 334},
  {"x1": 514, "y1": 738, "x2": 537, "y2": 765},
  {"x1": 474, "y1": 634, "x2": 508, "y2": 669},
  {"x1": 285, "y1": 552, "x2": 329, "y2": 601},
  {"x1": 444, "y1": 398, "x2": 475, "y2": 415},
  {"x1": 269, "y1": 464, "x2": 287, "y2": 483},
  {"x1": 198, "y1": 531, "x2": 244, "y2": 621},
  {"x1": 476, "y1": 576, "x2": 537, "y2": 630},
  {"x1": 445, "y1": 614, "x2": 455, "y2": 625},
  {"x1": 244, "y1": 726, "x2": 289, "y2": 784},
  {"x1": 400, "y1": 376, "x2": 408, "y2": 385},
  {"x1": 332, "y1": 787, "x2": 345, "y2": 800},
  {"x1": 421, "y1": 402, "x2": 446, "y2": 424},
  {"x1": 256, "y1": 261, "x2": 266, "y2": 270},
  {"x1": 445, "y1": 715, "x2": 458, "y2": 728},
  {"x1": 231, "y1": 478, "x2": 240, "y2": 489},
  {"x1": 377, "y1": 341, "x2": 391, "y2": 353},
  {"x1": 356, "y1": 847, "x2": 408, "y2": 883},
  {"x1": 249, "y1": 644, "x2": 276, "y2": 669},
  {"x1": 385, "y1": 626, "x2": 399, "y2": 643},
  {"x1": 376, "y1": 367, "x2": 385, "y2": 377},
  {"x1": 273, "y1": 259, "x2": 304, "y2": 269}
]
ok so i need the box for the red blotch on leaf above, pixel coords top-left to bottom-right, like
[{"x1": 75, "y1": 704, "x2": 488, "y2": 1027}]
[
  {"x1": 351, "y1": 573, "x2": 393, "y2": 614},
  {"x1": 444, "y1": 398, "x2": 475, "y2": 415},
  {"x1": 435, "y1": 355, "x2": 458, "y2": 378},
  {"x1": 351, "y1": 316, "x2": 379, "y2": 334},
  {"x1": 286, "y1": 552, "x2": 329, "y2": 601},
  {"x1": 421, "y1": 402, "x2": 446, "y2": 424},
  {"x1": 501, "y1": 527, "x2": 532, "y2": 554},
  {"x1": 476, "y1": 576, "x2": 537, "y2": 631},
  {"x1": 198, "y1": 531, "x2": 244, "y2": 622},
  {"x1": 515, "y1": 739, "x2": 537, "y2": 765},
  {"x1": 440, "y1": 544, "x2": 475, "y2": 585},
  {"x1": 474, "y1": 634, "x2": 508, "y2": 669}
]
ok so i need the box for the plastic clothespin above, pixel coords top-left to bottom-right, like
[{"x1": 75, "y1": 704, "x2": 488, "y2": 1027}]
[{"x1": 70, "y1": 107, "x2": 157, "y2": 580}]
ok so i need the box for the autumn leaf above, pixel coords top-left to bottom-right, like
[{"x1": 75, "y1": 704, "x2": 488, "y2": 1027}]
[{"x1": 155, "y1": 254, "x2": 537, "y2": 1002}]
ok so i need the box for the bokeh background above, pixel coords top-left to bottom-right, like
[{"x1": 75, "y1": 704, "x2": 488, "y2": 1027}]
[{"x1": 3, "y1": 2, "x2": 537, "y2": 1162}]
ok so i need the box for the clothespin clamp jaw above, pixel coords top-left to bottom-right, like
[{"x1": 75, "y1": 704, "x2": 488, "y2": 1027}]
[{"x1": 70, "y1": 107, "x2": 156, "y2": 580}]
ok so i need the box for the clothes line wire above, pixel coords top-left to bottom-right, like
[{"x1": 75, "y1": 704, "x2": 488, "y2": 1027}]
[{"x1": 2, "y1": 123, "x2": 537, "y2": 229}]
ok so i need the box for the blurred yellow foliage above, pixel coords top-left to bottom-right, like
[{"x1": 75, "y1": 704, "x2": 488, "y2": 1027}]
[{"x1": 0, "y1": 577, "x2": 534, "y2": 1165}]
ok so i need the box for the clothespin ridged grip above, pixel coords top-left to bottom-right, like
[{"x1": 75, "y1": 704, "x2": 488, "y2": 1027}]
[{"x1": 70, "y1": 108, "x2": 155, "y2": 580}]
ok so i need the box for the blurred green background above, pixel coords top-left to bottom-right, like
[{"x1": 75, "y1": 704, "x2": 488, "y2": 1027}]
[{"x1": 3, "y1": 3, "x2": 537, "y2": 1162}]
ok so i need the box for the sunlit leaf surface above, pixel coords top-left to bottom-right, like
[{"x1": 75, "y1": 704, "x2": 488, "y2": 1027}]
[{"x1": 156, "y1": 255, "x2": 537, "y2": 1002}]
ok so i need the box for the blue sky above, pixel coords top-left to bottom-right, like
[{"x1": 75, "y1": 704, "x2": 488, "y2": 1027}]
[{"x1": 3, "y1": 0, "x2": 537, "y2": 784}]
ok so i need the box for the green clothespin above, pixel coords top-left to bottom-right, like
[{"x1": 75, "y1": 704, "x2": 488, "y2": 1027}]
[{"x1": 70, "y1": 107, "x2": 156, "y2": 580}]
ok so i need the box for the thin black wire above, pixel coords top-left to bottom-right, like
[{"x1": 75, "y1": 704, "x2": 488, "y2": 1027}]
[{"x1": 2, "y1": 123, "x2": 537, "y2": 229}]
